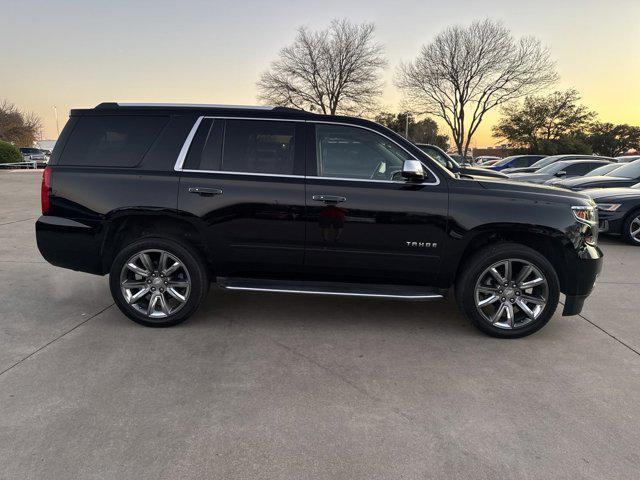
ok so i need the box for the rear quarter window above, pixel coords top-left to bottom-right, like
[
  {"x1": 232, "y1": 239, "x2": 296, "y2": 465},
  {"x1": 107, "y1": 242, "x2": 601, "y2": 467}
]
[{"x1": 59, "y1": 115, "x2": 168, "y2": 167}]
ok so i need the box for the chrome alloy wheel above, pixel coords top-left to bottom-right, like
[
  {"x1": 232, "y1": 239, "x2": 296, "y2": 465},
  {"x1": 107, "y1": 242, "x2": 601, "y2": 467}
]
[
  {"x1": 474, "y1": 258, "x2": 549, "y2": 330},
  {"x1": 630, "y1": 215, "x2": 640, "y2": 243},
  {"x1": 119, "y1": 249, "x2": 191, "y2": 318}
]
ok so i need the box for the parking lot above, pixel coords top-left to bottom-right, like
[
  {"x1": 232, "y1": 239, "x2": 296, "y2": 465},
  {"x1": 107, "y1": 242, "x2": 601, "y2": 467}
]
[{"x1": 1, "y1": 169, "x2": 639, "y2": 479}]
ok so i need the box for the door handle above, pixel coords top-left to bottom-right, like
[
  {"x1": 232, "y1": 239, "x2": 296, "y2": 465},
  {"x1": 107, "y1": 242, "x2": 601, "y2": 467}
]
[
  {"x1": 188, "y1": 187, "x2": 223, "y2": 197},
  {"x1": 312, "y1": 194, "x2": 346, "y2": 203}
]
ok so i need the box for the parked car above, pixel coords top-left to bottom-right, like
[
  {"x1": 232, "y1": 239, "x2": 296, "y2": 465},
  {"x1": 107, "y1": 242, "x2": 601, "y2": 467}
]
[
  {"x1": 488, "y1": 155, "x2": 546, "y2": 171},
  {"x1": 507, "y1": 159, "x2": 613, "y2": 184},
  {"x1": 449, "y1": 153, "x2": 474, "y2": 165},
  {"x1": 616, "y1": 155, "x2": 640, "y2": 163},
  {"x1": 480, "y1": 159, "x2": 501, "y2": 167},
  {"x1": 36, "y1": 102, "x2": 602, "y2": 338},
  {"x1": 545, "y1": 163, "x2": 623, "y2": 186},
  {"x1": 553, "y1": 159, "x2": 640, "y2": 191},
  {"x1": 475, "y1": 156, "x2": 501, "y2": 165},
  {"x1": 415, "y1": 144, "x2": 508, "y2": 179},
  {"x1": 584, "y1": 184, "x2": 640, "y2": 245},
  {"x1": 19, "y1": 147, "x2": 47, "y2": 166},
  {"x1": 502, "y1": 154, "x2": 615, "y2": 175}
]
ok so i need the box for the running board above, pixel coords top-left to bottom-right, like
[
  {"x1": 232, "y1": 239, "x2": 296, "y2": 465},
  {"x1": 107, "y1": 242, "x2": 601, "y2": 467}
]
[{"x1": 217, "y1": 277, "x2": 445, "y2": 301}]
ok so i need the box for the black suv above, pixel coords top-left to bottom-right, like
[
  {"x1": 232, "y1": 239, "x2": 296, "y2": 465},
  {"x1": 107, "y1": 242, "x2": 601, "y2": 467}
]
[{"x1": 36, "y1": 103, "x2": 603, "y2": 338}]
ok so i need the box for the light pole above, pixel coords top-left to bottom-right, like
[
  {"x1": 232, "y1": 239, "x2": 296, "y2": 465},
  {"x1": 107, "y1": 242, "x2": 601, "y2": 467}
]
[
  {"x1": 53, "y1": 106, "x2": 59, "y2": 138},
  {"x1": 405, "y1": 112, "x2": 409, "y2": 140}
]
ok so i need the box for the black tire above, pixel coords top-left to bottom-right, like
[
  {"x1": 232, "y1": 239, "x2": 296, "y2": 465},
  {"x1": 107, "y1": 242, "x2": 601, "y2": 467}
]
[
  {"x1": 621, "y1": 209, "x2": 640, "y2": 246},
  {"x1": 109, "y1": 237, "x2": 209, "y2": 327},
  {"x1": 455, "y1": 242, "x2": 560, "y2": 338}
]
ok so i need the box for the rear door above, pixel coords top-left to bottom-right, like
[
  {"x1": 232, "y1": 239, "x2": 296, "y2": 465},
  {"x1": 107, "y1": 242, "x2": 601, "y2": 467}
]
[
  {"x1": 177, "y1": 117, "x2": 306, "y2": 279},
  {"x1": 303, "y1": 122, "x2": 448, "y2": 286}
]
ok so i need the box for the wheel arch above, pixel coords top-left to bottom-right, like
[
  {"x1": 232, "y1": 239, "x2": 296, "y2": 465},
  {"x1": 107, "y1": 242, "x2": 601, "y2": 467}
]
[
  {"x1": 100, "y1": 211, "x2": 214, "y2": 274},
  {"x1": 449, "y1": 224, "x2": 571, "y2": 293}
]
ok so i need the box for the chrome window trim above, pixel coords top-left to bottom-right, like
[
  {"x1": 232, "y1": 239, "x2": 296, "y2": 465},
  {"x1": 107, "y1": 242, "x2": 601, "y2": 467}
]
[
  {"x1": 180, "y1": 168, "x2": 303, "y2": 179},
  {"x1": 174, "y1": 116, "x2": 442, "y2": 186},
  {"x1": 174, "y1": 116, "x2": 204, "y2": 171}
]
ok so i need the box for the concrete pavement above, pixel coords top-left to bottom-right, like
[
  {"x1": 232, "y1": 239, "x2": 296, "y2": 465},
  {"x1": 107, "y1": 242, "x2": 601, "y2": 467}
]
[{"x1": 1, "y1": 170, "x2": 639, "y2": 479}]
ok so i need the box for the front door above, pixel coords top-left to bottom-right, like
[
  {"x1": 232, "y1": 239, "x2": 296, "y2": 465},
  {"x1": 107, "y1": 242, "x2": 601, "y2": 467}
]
[
  {"x1": 178, "y1": 117, "x2": 306, "y2": 278},
  {"x1": 304, "y1": 122, "x2": 448, "y2": 285}
]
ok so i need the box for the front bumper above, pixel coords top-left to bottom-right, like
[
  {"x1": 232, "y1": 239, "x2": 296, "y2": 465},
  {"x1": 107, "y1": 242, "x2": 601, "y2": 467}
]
[
  {"x1": 561, "y1": 244, "x2": 603, "y2": 316},
  {"x1": 597, "y1": 209, "x2": 627, "y2": 235}
]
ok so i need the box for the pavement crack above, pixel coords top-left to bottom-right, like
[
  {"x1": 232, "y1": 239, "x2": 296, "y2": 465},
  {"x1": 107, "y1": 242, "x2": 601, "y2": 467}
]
[
  {"x1": 0, "y1": 303, "x2": 114, "y2": 378},
  {"x1": 578, "y1": 312, "x2": 640, "y2": 357},
  {"x1": 0, "y1": 217, "x2": 37, "y2": 227}
]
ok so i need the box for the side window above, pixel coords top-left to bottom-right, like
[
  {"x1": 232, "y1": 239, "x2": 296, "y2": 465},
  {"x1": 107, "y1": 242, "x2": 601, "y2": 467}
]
[
  {"x1": 183, "y1": 119, "x2": 224, "y2": 171},
  {"x1": 315, "y1": 124, "x2": 411, "y2": 180},
  {"x1": 583, "y1": 162, "x2": 605, "y2": 174},
  {"x1": 59, "y1": 115, "x2": 168, "y2": 167},
  {"x1": 222, "y1": 120, "x2": 296, "y2": 175},
  {"x1": 512, "y1": 157, "x2": 530, "y2": 167},
  {"x1": 565, "y1": 163, "x2": 591, "y2": 175}
]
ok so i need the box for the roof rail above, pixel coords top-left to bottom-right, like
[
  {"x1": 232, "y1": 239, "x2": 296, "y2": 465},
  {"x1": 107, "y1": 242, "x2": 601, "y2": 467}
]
[{"x1": 95, "y1": 102, "x2": 275, "y2": 110}]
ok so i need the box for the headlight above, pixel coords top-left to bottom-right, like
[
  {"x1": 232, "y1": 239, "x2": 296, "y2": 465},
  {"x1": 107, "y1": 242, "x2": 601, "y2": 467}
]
[
  {"x1": 571, "y1": 205, "x2": 597, "y2": 223},
  {"x1": 596, "y1": 203, "x2": 621, "y2": 212},
  {"x1": 571, "y1": 205, "x2": 598, "y2": 246}
]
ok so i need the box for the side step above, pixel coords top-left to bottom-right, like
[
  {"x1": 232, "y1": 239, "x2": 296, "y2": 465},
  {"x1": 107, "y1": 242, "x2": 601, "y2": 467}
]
[{"x1": 217, "y1": 277, "x2": 444, "y2": 301}]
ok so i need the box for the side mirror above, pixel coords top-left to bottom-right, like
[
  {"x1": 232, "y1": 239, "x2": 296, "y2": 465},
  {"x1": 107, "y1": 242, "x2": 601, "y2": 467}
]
[
  {"x1": 556, "y1": 170, "x2": 567, "y2": 177},
  {"x1": 401, "y1": 159, "x2": 425, "y2": 181}
]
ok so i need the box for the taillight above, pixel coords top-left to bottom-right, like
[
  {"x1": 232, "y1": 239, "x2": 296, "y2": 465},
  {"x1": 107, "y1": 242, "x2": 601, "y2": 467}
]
[{"x1": 41, "y1": 167, "x2": 51, "y2": 215}]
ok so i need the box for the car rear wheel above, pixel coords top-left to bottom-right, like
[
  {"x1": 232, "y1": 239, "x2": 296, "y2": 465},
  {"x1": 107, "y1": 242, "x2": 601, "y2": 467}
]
[
  {"x1": 622, "y1": 211, "x2": 640, "y2": 246},
  {"x1": 109, "y1": 237, "x2": 209, "y2": 327},
  {"x1": 455, "y1": 243, "x2": 560, "y2": 338}
]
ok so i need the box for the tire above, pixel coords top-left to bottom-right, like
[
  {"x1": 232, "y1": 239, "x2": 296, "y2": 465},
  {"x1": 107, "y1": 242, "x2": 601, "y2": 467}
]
[
  {"x1": 621, "y1": 209, "x2": 640, "y2": 246},
  {"x1": 455, "y1": 242, "x2": 560, "y2": 338},
  {"x1": 109, "y1": 237, "x2": 209, "y2": 327}
]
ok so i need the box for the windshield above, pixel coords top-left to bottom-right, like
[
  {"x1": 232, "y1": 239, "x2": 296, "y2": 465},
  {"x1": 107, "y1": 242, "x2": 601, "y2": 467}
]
[
  {"x1": 530, "y1": 155, "x2": 564, "y2": 169},
  {"x1": 537, "y1": 161, "x2": 567, "y2": 174},
  {"x1": 417, "y1": 145, "x2": 457, "y2": 169},
  {"x1": 587, "y1": 164, "x2": 621, "y2": 176},
  {"x1": 606, "y1": 160, "x2": 640, "y2": 178}
]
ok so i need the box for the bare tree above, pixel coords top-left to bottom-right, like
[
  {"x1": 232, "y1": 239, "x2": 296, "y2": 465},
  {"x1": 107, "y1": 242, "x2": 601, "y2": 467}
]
[
  {"x1": 257, "y1": 19, "x2": 387, "y2": 115},
  {"x1": 0, "y1": 100, "x2": 42, "y2": 146},
  {"x1": 396, "y1": 19, "x2": 558, "y2": 156}
]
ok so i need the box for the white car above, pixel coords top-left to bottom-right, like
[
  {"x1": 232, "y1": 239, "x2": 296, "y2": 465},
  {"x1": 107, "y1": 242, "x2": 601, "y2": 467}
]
[{"x1": 19, "y1": 148, "x2": 47, "y2": 167}]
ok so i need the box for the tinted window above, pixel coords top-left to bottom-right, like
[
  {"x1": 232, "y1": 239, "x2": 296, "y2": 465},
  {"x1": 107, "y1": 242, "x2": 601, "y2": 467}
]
[
  {"x1": 221, "y1": 120, "x2": 295, "y2": 175},
  {"x1": 511, "y1": 157, "x2": 532, "y2": 167},
  {"x1": 315, "y1": 124, "x2": 411, "y2": 180},
  {"x1": 563, "y1": 163, "x2": 592, "y2": 175},
  {"x1": 183, "y1": 119, "x2": 224, "y2": 171},
  {"x1": 60, "y1": 115, "x2": 167, "y2": 167},
  {"x1": 417, "y1": 145, "x2": 451, "y2": 168}
]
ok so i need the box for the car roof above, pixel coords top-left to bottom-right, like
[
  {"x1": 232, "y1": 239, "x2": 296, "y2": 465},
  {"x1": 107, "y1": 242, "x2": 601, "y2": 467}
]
[{"x1": 71, "y1": 102, "x2": 315, "y2": 119}]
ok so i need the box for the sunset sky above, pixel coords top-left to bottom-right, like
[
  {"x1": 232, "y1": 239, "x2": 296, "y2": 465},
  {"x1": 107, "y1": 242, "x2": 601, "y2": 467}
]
[{"x1": 3, "y1": 0, "x2": 639, "y2": 147}]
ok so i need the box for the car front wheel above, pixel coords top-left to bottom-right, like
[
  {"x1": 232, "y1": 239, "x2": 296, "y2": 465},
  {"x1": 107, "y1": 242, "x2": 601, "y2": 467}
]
[
  {"x1": 456, "y1": 243, "x2": 560, "y2": 338},
  {"x1": 109, "y1": 237, "x2": 209, "y2": 327},
  {"x1": 622, "y1": 211, "x2": 640, "y2": 246}
]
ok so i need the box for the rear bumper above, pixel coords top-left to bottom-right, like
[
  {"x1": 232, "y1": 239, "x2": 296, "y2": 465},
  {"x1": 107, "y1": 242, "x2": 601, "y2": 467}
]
[
  {"x1": 36, "y1": 215, "x2": 104, "y2": 275},
  {"x1": 561, "y1": 244, "x2": 603, "y2": 316}
]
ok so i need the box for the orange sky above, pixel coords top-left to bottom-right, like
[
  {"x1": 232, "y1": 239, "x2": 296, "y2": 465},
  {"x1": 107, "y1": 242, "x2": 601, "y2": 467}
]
[{"x1": 3, "y1": 0, "x2": 639, "y2": 147}]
